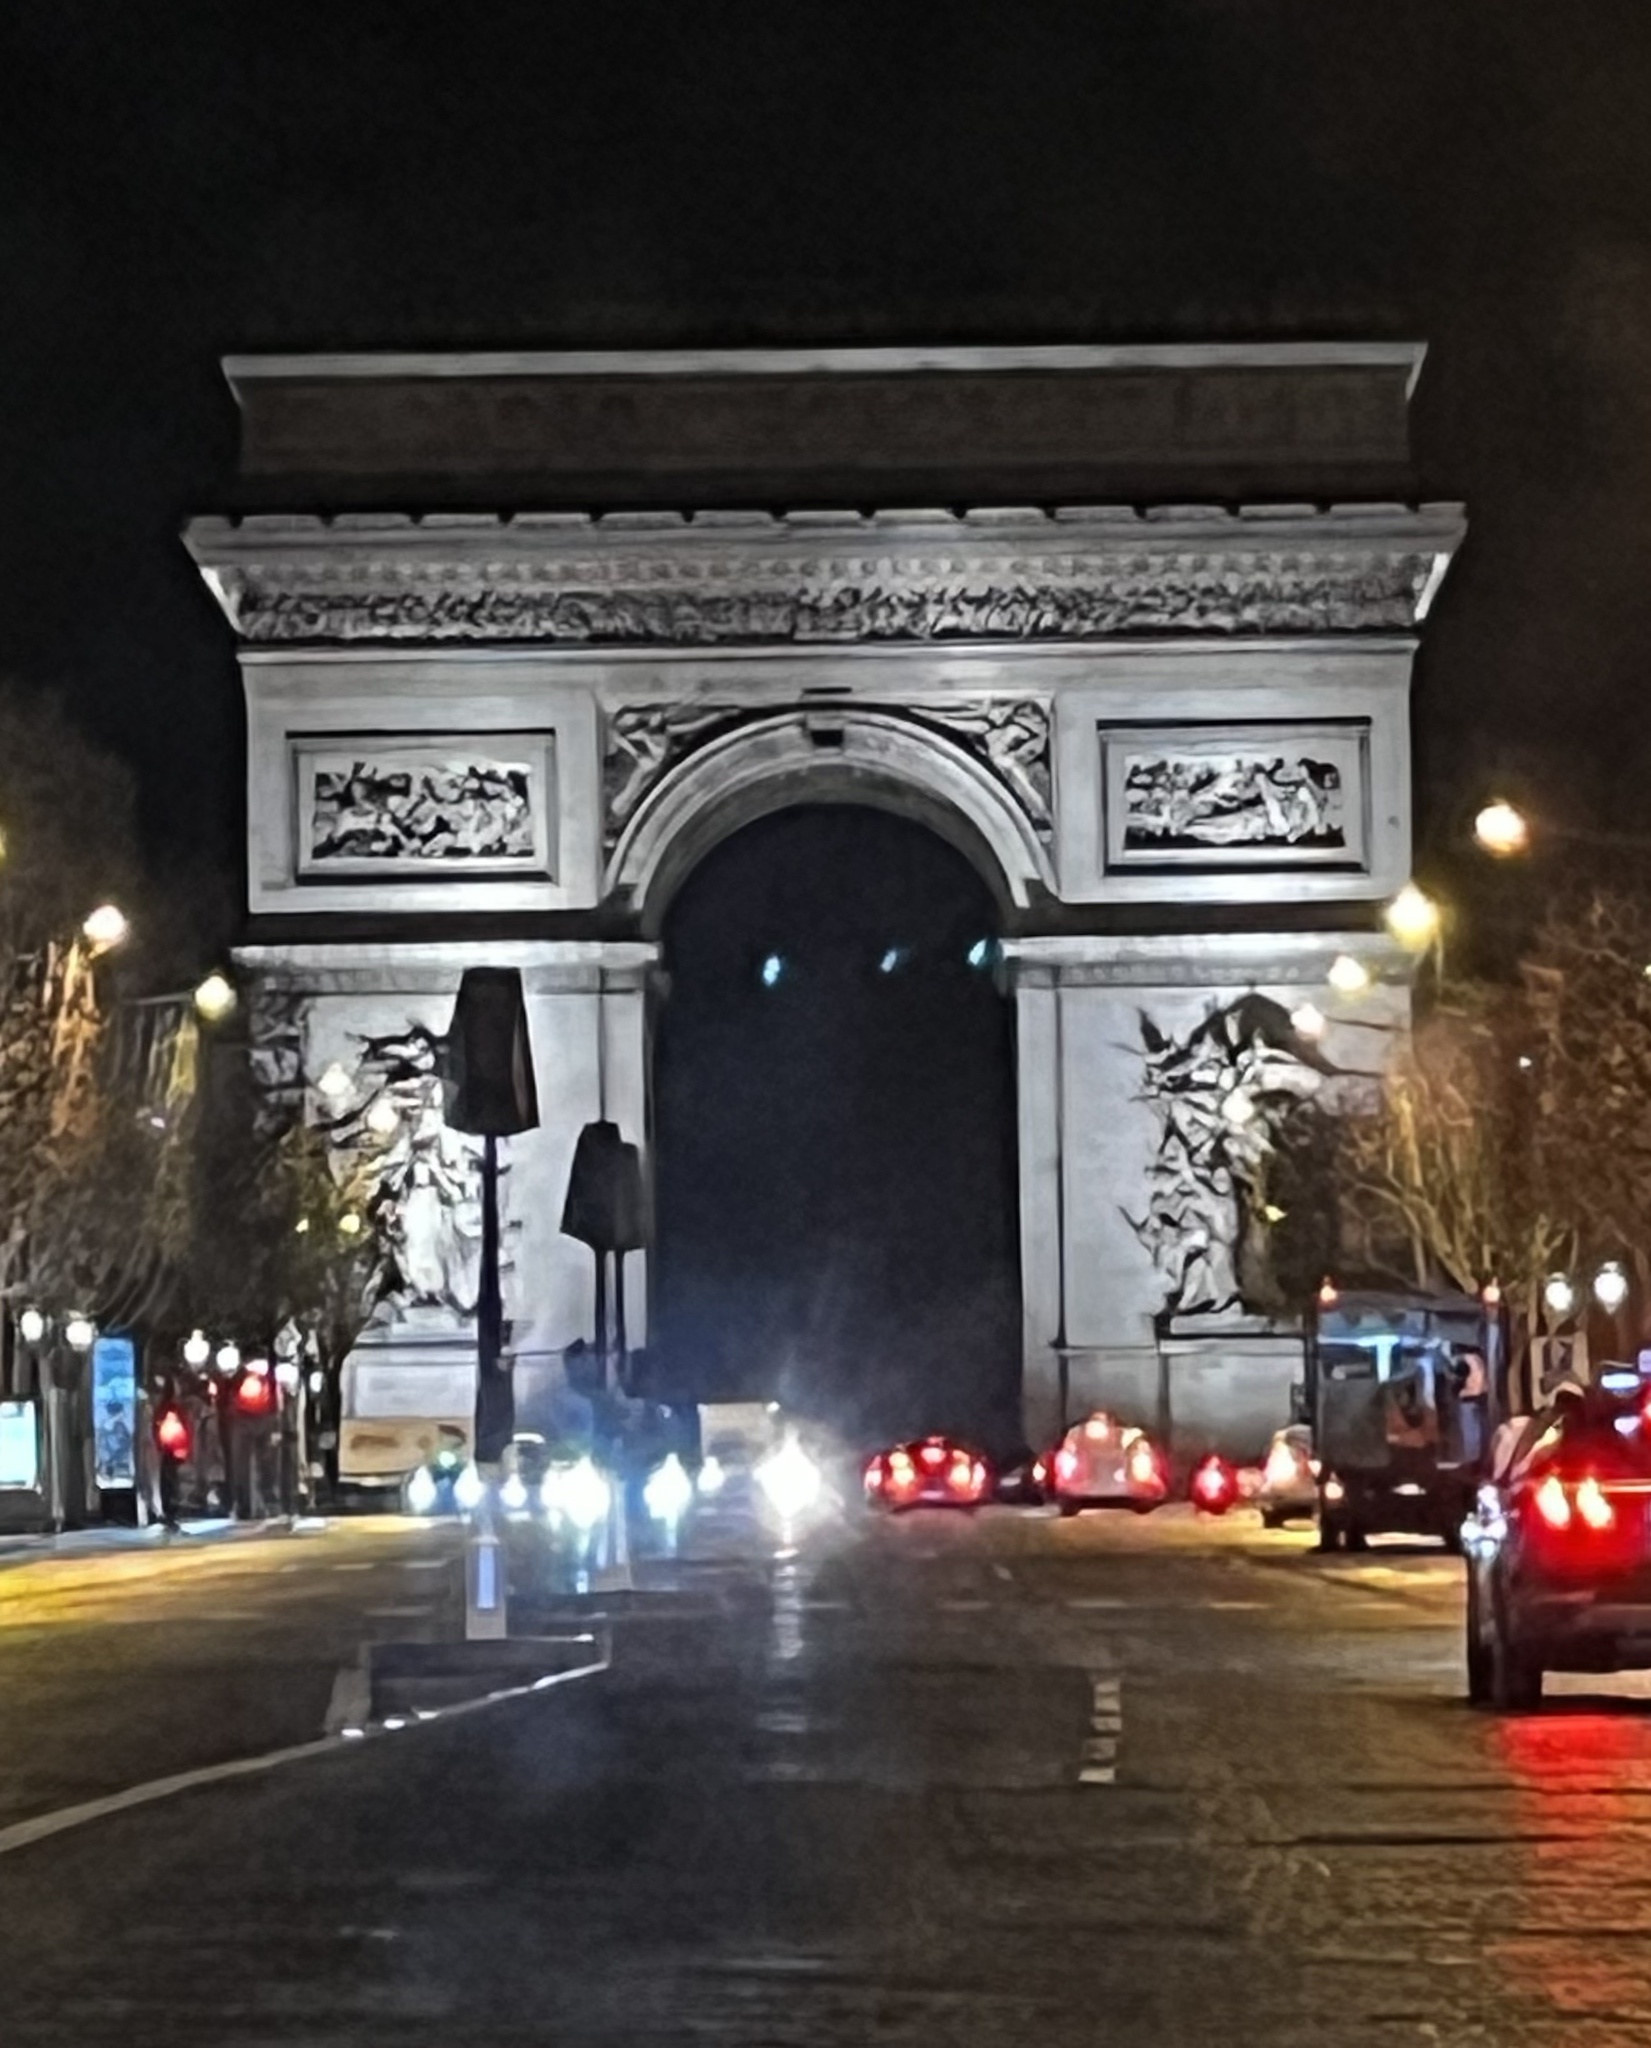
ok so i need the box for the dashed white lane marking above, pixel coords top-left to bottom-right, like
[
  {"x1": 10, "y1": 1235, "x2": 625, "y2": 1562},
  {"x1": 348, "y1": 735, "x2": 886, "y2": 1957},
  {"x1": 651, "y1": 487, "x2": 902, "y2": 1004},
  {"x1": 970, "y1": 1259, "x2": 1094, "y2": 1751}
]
[
  {"x1": 401, "y1": 1558, "x2": 449, "y2": 1572},
  {"x1": 1203, "y1": 1599, "x2": 1266, "y2": 1611},
  {"x1": 940, "y1": 1598, "x2": 990, "y2": 1612},
  {"x1": 1067, "y1": 1596, "x2": 1129, "y2": 1610},
  {"x1": 1079, "y1": 1675, "x2": 1122, "y2": 1787},
  {"x1": 991, "y1": 1563, "x2": 1013, "y2": 1582},
  {"x1": 332, "y1": 1562, "x2": 376, "y2": 1573},
  {"x1": 364, "y1": 1605, "x2": 432, "y2": 1620}
]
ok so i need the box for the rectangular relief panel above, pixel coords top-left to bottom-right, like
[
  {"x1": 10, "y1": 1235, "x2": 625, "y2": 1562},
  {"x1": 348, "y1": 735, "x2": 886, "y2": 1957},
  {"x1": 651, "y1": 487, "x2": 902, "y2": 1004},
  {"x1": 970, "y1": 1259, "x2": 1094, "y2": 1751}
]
[
  {"x1": 1100, "y1": 721, "x2": 1368, "y2": 876},
  {"x1": 293, "y1": 733, "x2": 557, "y2": 881}
]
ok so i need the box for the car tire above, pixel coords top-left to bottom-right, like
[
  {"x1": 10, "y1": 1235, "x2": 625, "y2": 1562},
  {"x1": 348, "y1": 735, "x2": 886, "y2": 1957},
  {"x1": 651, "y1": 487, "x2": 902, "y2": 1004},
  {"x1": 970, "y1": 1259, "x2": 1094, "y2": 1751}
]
[
  {"x1": 1344, "y1": 1522, "x2": 1369, "y2": 1552},
  {"x1": 1260, "y1": 1509, "x2": 1285, "y2": 1531},
  {"x1": 1440, "y1": 1520, "x2": 1464, "y2": 1557},
  {"x1": 1487, "y1": 1586, "x2": 1543, "y2": 1711},
  {"x1": 1317, "y1": 1518, "x2": 1342, "y2": 1552},
  {"x1": 1058, "y1": 1500, "x2": 1081, "y2": 1519}
]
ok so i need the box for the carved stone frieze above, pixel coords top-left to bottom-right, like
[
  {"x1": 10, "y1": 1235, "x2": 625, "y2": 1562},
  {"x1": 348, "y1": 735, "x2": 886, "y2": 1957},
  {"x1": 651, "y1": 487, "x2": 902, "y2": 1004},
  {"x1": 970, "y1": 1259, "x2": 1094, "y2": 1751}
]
[
  {"x1": 199, "y1": 531, "x2": 1451, "y2": 646},
  {"x1": 602, "y1": 697, "x2": 1053, "y2": 849}
]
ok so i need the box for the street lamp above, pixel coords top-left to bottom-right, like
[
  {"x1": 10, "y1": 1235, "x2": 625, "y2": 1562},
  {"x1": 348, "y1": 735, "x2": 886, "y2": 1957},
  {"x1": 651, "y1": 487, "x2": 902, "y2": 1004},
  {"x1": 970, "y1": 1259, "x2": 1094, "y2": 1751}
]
[
  {"x1": 1290, "y1": 1002, "x2": 1327, "y2": 1040},
  {"x1": 1474, "y1": 799, "x2": 1531, "y2": 858},
  {"x1": 1383, "y1": 882, "x2": 1442, "y2": 952},
  {"x1": 64, "y1": 1315, "x2": 95, "y2": 1352},
  {"x1": 365, "y1": 1096, "x2": 400, "y2": 1137},
  {"x1": 316, "y1": 1062, "x2": 353, "y2": 1102},
  {"x1": 182, "y1": 1329, "x2": 211, "y2": 1370},
  {"x1": 1543, "y1": 1274, "x2": 1577, "y2": 1319},
  {"x1": 1594, "y1": 1261, "x2": 1630, "y2": 1314},
  {"x1": 193, "y1": 972, "x2": 236, "y2": 1022},
  {"x1": 81, "y1": 903, "x2": 129, "y2": 952},
  {"x1": 18, "y1": 1307, "x2": 45, "y2": 1346},
  {"x1": 1327, "y1": 954, "x2": 1370, "y2": 995},
  {"x1": 214, "y1": 1341, "x2": 241, "y2": 1376}
]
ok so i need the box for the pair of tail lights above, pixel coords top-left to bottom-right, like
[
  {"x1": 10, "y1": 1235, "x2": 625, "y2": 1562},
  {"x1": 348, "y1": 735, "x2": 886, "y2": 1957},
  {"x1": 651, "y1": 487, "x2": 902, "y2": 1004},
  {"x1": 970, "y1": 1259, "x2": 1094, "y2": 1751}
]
[{"x1": 1532, "y1": 1472, "x2": 1615, "y2": 1532}]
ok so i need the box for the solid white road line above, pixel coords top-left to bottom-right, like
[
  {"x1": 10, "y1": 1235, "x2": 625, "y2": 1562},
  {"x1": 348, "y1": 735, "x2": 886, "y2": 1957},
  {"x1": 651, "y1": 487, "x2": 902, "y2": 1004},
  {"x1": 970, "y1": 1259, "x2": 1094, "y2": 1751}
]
[{"x1": 0, "y1": 1649, "x2": 608, "y2": 1863}]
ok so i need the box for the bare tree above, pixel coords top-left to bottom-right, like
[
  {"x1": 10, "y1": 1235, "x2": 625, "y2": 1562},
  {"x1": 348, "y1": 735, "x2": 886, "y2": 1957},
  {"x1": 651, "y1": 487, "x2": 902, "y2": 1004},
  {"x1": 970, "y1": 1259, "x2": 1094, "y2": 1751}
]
[{"x1": 1335, "y1": 988, "x2": 1572, "y2": 1322}]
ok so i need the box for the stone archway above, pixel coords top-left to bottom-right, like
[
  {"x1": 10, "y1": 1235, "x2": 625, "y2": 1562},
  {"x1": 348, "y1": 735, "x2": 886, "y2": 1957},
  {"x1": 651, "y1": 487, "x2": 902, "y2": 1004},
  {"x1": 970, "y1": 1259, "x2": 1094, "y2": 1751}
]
[
  {"x1": 648, "y1": 801, "x2": 1022, "y2": 1444},
  {"x1": 606, "y1": 705, "x2": 1055, "y2": 932}
]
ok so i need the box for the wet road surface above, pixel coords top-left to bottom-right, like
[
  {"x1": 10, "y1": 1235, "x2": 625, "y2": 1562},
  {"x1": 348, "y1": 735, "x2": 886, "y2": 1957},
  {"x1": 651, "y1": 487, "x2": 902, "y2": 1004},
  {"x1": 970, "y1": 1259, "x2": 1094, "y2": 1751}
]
[{"x1": 4, "y1": 1502, "x2": 1651, "y2": 2044}]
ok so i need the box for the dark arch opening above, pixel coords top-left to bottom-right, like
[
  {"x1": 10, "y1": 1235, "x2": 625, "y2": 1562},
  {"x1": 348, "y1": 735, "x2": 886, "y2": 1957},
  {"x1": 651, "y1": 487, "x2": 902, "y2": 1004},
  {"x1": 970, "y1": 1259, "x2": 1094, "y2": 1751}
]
[{"x1": 651, "y1": 804, "x2": 1022, "y2": 1452}]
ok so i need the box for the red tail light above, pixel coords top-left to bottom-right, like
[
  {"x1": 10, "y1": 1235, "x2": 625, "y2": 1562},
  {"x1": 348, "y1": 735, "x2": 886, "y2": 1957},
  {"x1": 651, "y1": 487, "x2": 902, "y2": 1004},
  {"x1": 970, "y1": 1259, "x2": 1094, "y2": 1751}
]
[
  {"x1": 886, "y1": 1451, "x2": 918, "y2": 1496},
  {"x1": 1191, "y1": 1455, "x2": 1237, "y2": 1513},
  {"x1": 1533, "y1": 1474, "x2": 1572, "y2": 1530},
  {"x1": 1575, "y1": 1476, "x2": 1616, "y2": 1531},
  {"x1": 234, "y1": 1375, "x2": 273, "y2": 1415},
  {"x1": 920, "y1": 1442, "x2": 947, "y2": 1468},
  {"x1": 1054, "y1": 1446, "x2": 1079, "y2": 1483},
  {"x1": 947, "y1": 1455, "x2": 973, "y2": 1492},
  {"x1": 156, "y1": 1408, "x2": 190, "y2": 1458},
  {"x1": 863, "y1": 1456, "x2": 885, "y2": 1495}
]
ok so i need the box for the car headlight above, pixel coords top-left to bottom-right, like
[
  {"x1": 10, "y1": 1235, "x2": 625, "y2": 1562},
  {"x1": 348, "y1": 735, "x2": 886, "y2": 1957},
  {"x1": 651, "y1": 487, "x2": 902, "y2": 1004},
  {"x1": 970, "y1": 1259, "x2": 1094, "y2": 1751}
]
[
  {"x1": 644, "y1": 1453, "x2": 694, "y2": 1523},
  {"x1": 697, "y1": 1455, "x2": 726, "y2": 1497},
  {"x1": 756, "y1": 1434, "x2": 822, "y2": 1520},
  {"x1": 555, "y1": 1455, "x2": 611, "y2": 1533},
  {"x1": 500, "y1": 1472, "x2": 529, "y2": 1514},
  {"x1": 406, "y1": 1465, "x2": 439, "y2": 1516},
  {"x1": 452, "y1": 1462, "x2": 486, "y2": 1513}
]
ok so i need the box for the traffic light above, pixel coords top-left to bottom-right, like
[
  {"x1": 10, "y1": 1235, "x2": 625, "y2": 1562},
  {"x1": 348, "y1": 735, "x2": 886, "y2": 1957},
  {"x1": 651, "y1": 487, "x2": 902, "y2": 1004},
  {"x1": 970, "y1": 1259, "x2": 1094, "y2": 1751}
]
[
  {"x1": 234, "y1": 1374, "x2": 274, "y2": 1416},
  {"x1": 156, "y1": 1406, "x2": 191, "y2": 1459}
]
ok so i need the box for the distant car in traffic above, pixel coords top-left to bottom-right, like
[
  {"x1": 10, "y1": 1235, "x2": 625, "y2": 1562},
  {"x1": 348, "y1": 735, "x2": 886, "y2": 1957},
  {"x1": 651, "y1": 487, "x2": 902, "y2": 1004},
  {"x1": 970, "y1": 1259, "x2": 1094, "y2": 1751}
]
[
  {"x1": 1047, "y1": 1412, "x2": 1168, "y2": 1517},
  {"x1": 1255, "y1": 1424, "x2": 1318, "y2": 1528},
  {"x1": 864, "y1": 1436, "x2": 991, "y2": 1512},
  {"x1": 403, "y1": 1447, "x2": 485, "y2": 1517},
  {"x1": 1464, "y1": 1377, "x2": 1651, "y2": 1709},
  {"x1": 992, "y1": 1446, "x2": 1051, "y2": 1506}
]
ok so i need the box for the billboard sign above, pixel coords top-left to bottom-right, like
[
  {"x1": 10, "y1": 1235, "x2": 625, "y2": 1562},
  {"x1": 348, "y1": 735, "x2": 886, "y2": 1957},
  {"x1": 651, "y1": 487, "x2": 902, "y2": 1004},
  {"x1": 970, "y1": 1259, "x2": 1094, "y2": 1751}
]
[{"x1": 91, "y1": 1334, "x2": 138, "y2": 1489}]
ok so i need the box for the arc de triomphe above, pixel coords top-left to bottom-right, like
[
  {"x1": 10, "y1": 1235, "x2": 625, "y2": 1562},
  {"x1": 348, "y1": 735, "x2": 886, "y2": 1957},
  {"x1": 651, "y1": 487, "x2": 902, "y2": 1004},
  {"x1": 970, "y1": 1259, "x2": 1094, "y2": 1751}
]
[{"x1": 187, "y1": 344, "x2": 1462, "y2": 1475}]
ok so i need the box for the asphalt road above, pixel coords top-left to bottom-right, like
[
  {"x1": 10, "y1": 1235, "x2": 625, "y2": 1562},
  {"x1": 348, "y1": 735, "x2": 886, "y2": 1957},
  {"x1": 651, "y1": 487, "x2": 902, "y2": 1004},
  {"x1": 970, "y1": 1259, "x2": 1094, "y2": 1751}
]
[{"x1": 4, "y1": 1501, "x2": 1651, "y2": 2044}]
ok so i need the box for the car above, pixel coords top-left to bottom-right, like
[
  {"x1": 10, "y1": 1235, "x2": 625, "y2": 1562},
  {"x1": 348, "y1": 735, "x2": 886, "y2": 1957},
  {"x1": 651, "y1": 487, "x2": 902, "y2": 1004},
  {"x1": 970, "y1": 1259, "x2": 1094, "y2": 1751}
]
[
  {"x1": 1255, "y1": 1424, "x2": 1318, "y2": 1528},
  {"x1": 1464, "y1": 1378, "x2": 1651, "y2": 1710},
  {"x1": 403, "y1": 1446, "x2": 486, "y2": 1517},
  {"x1": 864, "y1": 1436, "x2": 991, "y2": 1512},
  {"x1": 993, "y1": 1446, "x2": 1051, "y2": 1505},
  {"x1": 1047, "y1": 1412, "x2": 1168, "y2": 1516}
]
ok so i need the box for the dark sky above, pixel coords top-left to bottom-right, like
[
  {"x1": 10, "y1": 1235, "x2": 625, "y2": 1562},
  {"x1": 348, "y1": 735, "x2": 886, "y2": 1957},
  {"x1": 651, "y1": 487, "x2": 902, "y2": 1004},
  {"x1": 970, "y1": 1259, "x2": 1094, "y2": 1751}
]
[{"x1": 5, "y1": 0, "x2": 1651, "y2": 902}]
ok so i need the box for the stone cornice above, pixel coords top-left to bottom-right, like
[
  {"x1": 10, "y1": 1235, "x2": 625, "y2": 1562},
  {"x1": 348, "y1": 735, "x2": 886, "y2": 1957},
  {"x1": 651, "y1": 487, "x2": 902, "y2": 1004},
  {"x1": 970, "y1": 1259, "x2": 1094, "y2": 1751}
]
[{"x1": 186, "y1": 503, "x2": 1464, "y2": 647}]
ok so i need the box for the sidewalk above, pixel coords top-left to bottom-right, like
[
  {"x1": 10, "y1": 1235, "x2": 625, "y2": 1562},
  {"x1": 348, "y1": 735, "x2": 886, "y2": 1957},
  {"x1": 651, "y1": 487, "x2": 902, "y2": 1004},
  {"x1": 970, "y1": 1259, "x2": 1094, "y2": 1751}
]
[{"x1": 0, "y1": 1516, "x2": 329, "y2": 1574}]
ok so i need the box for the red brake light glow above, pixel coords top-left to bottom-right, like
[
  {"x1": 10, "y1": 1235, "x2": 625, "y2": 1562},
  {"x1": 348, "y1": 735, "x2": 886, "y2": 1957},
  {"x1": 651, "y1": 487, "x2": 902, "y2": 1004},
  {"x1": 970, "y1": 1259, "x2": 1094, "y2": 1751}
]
[
  {"x1": 1055, "y1": 1446, "x2": 1079, "y2": 1482},
  {"x1": 1533, "y1": 1474, "x2": 1572, "y2": 1530},
  {"x1": 156, "y1": 1409, "x2": 190, "y2": 1456},
  {"x1": 1575, "y1": 1476, "x2": 1615, "y2": 1531},
  {"x1": 1191, "y1": 1455, "x2": 1237, "y2": 1512},
  {"x1": 921, "y1": 1442, "x2": 947, "y2": 1468}
]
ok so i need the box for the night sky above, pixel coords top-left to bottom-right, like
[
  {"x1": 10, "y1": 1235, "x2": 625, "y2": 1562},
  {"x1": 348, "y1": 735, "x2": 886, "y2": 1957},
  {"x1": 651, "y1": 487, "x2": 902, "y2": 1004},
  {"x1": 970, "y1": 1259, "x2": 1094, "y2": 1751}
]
[{"x1": 6, "y1": 4, "x2": 1651, "y2": 1419}]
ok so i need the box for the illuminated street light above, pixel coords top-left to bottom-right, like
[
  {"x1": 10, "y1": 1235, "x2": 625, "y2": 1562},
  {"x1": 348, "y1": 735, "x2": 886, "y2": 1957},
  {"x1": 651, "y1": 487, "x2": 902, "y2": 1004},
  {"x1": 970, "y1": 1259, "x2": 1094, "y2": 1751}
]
[
  {"x1": 1383, "y1": 882, "x2": 1441, "y2": 952},
  {"x1": 18, "y1": 1307, "x2": 45, "y2": 1346},
  {"x1": 182, "y1": 1329, "x2": 211, "y2": 1370},
  {"x1": 1290, "y1": 1002, "x2": 1326, "y2": 1040},
  {"x1": 1221, "y1": 1087, "x2": 1257, "y2": 1128},
  {"x1": 338, "y1": 1211, "x2": 363, "y2": 1238},
  {"x1": 193, "y1": 971, "x2": 236, "y2": 1022},
  {"x1": 1594, "y1": 1261, "x2": 1630, "y2": 1313},
  {"x1": 82, "y1": 903, "x2": 129, "y2": 951},
  {"x1": 1327, "y1": 954, "x2": 1370, "y2": 996},
  {"x1": 316, "y1": 1062, "x2": 353, "y2": 1102},
  {"x1": 365, "y1": 1096, "x2": 400, "y2": 1137},
  {"x1": 1474, "y1": 799, "x2": 1530, "y2": 858},
  {"x1": 64, "y1": 1315, "x2": 95, "y2": 1351},
  {"x1": 214, "y1": 1341, "x2": 241, "y2": 1375},
  {"x1": 1543, "y1": 1274, "x2": 1577, "y2": 1319}
]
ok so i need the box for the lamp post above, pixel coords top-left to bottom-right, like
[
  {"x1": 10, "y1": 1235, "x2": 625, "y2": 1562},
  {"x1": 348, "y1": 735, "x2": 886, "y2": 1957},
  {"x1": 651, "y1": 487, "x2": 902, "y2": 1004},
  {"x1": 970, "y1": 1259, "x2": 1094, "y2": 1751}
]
[{"x1": 1594, "y1": 1260, "x2": 1632, "y2": 1363}]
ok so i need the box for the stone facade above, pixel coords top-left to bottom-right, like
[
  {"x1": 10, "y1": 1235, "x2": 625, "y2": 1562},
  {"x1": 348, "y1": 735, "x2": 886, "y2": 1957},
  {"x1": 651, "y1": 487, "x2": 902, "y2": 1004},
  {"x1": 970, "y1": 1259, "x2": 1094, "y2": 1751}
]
[{"x1": 188, "y1": 344, "x2": 1462, "y2": 1471}]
